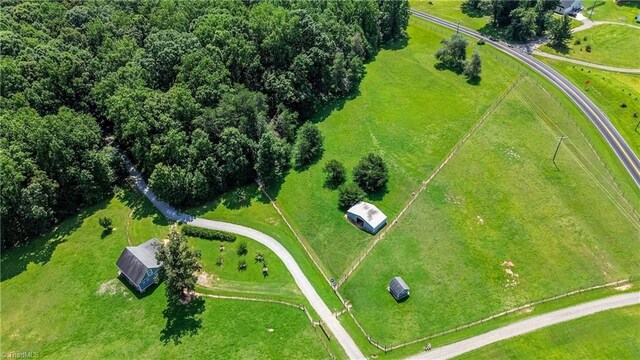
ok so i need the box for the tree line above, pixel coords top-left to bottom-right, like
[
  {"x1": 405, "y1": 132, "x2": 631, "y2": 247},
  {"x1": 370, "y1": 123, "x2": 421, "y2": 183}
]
[
  {"x1": 463, "y1": 0, "x2": 572, "y2": 46},
  {"x1": 1, "y1": 0, "x2": 409, "y2": 249}
]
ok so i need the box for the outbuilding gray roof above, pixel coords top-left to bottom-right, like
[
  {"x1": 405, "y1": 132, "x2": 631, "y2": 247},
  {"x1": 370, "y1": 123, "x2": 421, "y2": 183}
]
[
  {"x1": 347, "y1": 202, "x2": 387, "y2": 228},
  {"x1": 389, "y1": 276, "x2": 410, "y2": 300},
  {"x1": 116, "y1": 238, "x2": 161, "y2": 286}
]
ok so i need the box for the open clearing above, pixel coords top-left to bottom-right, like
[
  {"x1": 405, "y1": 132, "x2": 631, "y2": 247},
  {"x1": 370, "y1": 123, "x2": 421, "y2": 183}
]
[
  {"x1": 266, "y1": 18, "x2": 523, "y2": 277},
  {"x1": 0, "y1": 191, "x2": 328, "y2": 359},
  {"x1": 455, "y1": 305, "x2": 640, "y2": 359},
  {"x1": 539, "y1": 24, "x2": 640, "y2": 69},
  {"x1": 584, "y1": 0, "x2": 640, "y2": 23},
  {"x1": 538, "y1": 57, "x2": 640, "y2": 159},
  {"x1": 341, "y1": 75, "x2": 640, "y2": 345}
]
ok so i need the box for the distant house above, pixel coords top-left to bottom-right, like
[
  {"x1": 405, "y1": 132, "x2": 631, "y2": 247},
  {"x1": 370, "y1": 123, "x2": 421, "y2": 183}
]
[
  {"x1": 388, "y1": 277, "x2": 410, "y2": 301},
  {"x1": 116, "y1": 238, "x2": 162, "y2": 292},
  {"x1": 347, "y1": 201, "x2": 387, "y2": 234},
  {"x1": 555, "y1": 0, "x2": 582, "y2": 15}
]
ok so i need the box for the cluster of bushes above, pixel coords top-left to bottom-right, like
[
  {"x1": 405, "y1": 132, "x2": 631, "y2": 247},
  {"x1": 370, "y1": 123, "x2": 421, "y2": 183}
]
[
  {"x1": 322, "y1": 153, "x2": 389, "y2": 209},
  {"x1": 182, "y1": 225, "x2": 237, "y2": 242},
  {"x1": 435, "y1": 34, "x2": 482, "y2": 81},
  {"x1": 1, "y1": 0, "x2": 410, "y2": 249}
]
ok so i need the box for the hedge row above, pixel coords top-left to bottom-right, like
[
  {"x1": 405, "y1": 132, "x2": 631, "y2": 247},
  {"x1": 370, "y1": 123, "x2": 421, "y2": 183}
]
[{"x1": 182, "y1": 225, "x2": 237, "y2": 242}]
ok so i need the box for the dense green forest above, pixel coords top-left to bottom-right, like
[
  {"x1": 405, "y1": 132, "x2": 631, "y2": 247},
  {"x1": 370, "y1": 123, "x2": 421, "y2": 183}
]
[{"x1": 0, "y1": 0, "x2": 409, "y2": 249}]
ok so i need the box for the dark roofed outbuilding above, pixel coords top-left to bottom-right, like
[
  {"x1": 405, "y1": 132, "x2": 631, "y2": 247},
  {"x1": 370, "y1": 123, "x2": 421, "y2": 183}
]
[
  {"x1": 388, "y1": 276, "x2": 410, "y2": 301},
  {"x1": 116, "y1": 238, "x2": 161, "y2": 293}
]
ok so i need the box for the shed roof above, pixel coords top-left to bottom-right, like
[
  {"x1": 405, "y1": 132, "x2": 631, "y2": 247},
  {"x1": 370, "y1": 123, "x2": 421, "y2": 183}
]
[
  {"x1": 116, "y1": 238, "x2": 161, "y2": 286},
  {"x1": 389, "y1": 276, "x2": 410, "y2": 293},
  {"x1": 347, "y1": 201, "x2": 387, "y2": 228}
]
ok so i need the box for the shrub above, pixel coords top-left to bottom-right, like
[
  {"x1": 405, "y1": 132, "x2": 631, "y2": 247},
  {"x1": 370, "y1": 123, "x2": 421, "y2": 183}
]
[
  {"x1": 216, "y1": 257, "x2": 224, "y2": 266},
  {"x1": 99, "y1": 217, "x2": 112, "y2": 230},
  {"x1": 323, "y1": 159, "x2": 347, "y2": 189},
  {"x1": 293, "y1": 123, "x2": 324, "y2": 168},
  {"x1": 237, "y1": 241, "x2": 248, "y2": 256},
  {"x1": 574, "y1": 39, "x2": 581, "y2": 45},
  {"x1": 238, "y1": 260, "x2": 247, "y2": 271},
  {"x1": 477, "y1": 39, "x2": 485, "y2": 45},
  {"x1": 181, "y1": 225, "x2": 236, "y2": 242},
  {"x1": 585, "y1": 44, "x2": 592, "y2": 52},
  {"x1": 621, "y1": 103, "x2": 627, "y2": 108},
  {"x1": 353, "y1": 153, "x2": 389, "y2": 193},
  {"x1": 338, "y1": 183, "x2": 366, "y2": 209}
]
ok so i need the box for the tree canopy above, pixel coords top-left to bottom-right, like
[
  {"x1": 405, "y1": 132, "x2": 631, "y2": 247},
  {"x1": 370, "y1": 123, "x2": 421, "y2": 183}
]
[{"x1": 1, "y1": 0, "x2": 409, "y2": 249}]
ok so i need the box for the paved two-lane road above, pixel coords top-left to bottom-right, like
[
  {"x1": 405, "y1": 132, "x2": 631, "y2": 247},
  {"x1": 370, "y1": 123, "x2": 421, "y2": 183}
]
[
  {"x1": 411, "y1": 10, "x2": 640, "y2": 189},
  {"x1": 124, "y1": 158, "x2": 365, "y2": 360},
  {"x1": 407, "y1": 292, "x2": 640, "y2": 360}
]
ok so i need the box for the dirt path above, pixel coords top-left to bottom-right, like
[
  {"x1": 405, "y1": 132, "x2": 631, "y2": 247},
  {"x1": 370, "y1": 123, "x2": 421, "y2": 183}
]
[
  {"x1": 407, "y1": 292, "x2": 640, "y2": 360},
  {"x1": 532, "y1": 51, "x2": 640, "y2": 73}
]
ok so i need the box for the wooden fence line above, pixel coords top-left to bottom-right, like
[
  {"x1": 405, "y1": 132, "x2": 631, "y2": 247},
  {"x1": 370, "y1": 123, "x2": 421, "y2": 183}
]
[{"x1": 353, "y1": 277, "x2": 633, "y2": 353}]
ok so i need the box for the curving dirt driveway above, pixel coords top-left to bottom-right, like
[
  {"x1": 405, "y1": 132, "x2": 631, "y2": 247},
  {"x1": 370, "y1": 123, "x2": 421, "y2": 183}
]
[
  {"x1": 406, "y1": 292, "x2": 640, "y2": 360},
  {"x1": 124, "y1": 157, "x2": 365, "y2": 360},
  {"x1": 532, "y1": 51, "x2": 640, "y2": 73}
]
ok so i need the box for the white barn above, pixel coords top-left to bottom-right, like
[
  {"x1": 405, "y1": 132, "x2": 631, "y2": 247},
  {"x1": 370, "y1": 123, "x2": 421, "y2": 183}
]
[
  {"x1": 347, "y1": 201, "x2": 387, "y2": 234},
  {"x1": 555, "y1": 0, "x2": 582, "y2": 15}
]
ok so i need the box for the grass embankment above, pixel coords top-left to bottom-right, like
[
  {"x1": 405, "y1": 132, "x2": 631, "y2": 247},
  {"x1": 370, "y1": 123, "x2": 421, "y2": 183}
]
[
  {"x1": 538, "y1": 57, "x2": 640, "y2": 159},
  {"x1": 0, "y1": 191, "x2": 330, "y2": 359},
  {"x1": 455, "y1": 304, "x2": 640, "y2": 359},
  {"x1": 409, "y1": 0, "x2": 491, "y2": 30},
  {"x1": 341, "y1": 75, "x2": 640, "y2": 345},
  {"x1": 539, "y1": 24, "x2": 640, "y2": 68},
  {"x1": 584, "y1": 0, "x2": 640, "y2": 23}
]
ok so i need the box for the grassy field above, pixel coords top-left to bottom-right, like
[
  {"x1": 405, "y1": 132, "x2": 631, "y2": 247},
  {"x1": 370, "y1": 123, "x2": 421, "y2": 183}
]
[
  {"x1": 189, "y1": 234, "x2": 302, "y2": 302},
  {"x1": 538, "y1": 57, "x2": 640, "y2": 159},
  {"x1": 0, "y1": 190, "x2": 330, "y2": 359},
  {"x1": 539, "y1": 24, "x2": 640, "y2": 68},
  {"x1": 410, "y1": 0, "x2": 490, "y2": 31},
  {"x1": 456, "y1": 305, "x2": 640, "y2": 359},
  {"x1": 341, "y1": 75, "x2": 640, "y2": 345},
  {"x1": 584, "y1": 0, "x2": 640, "y2": 23},
  {"x1": 266, "y1": 18, "x2": 523, "y2": 277}
]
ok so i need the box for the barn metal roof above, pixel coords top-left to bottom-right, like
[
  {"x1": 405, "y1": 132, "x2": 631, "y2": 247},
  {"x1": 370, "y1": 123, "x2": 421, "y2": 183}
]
[
  {"x1": 116, "y1": 238, "x2": 161, "y2": 286},
  {"x1": 347, "y1": 201, "x2": 387, "y2": 228}
]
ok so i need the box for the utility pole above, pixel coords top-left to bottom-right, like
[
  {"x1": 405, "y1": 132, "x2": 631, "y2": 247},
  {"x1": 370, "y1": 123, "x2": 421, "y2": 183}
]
[{"x1": 553, "y1": 136, "x2": 568, "y2": 170}]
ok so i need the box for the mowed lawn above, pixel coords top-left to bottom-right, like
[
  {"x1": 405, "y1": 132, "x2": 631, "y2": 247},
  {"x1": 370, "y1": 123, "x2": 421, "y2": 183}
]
[
  {"x1": 537, "y1": 57, "x2": 640, "y2": 159},
  {"x1": 584, "y1": 0, "x2": 640, "y2": 23},
  {"x1": 0, "y1": 191, "x2": 328, "y2": 359},
  {"x1": 269, "y1": 18, "x2": 521, "y2": 277},
  {"x1": 539, "y1": 24, "x2": 640, "y2": 68},
  {"x1": 341, "y1": 76, "x2": 640, "y2": 344},
  {"x1": 456, "y1": 305, "x2": 640, "y2": 359},
  {"x1": 189, "y1": 234, "x2": 302, "y2": 301}
]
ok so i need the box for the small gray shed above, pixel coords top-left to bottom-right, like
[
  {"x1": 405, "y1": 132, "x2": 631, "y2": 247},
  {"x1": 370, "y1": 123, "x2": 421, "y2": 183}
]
[
  {"x1": 116, "y1": 238, "x2": 161, "y2": 292},
  {"x1": 388, "y1": 277, "x2": 410, "y2": 301}
]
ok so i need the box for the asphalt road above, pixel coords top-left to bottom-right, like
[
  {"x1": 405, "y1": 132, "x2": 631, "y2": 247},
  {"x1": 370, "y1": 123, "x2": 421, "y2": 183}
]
[
  {"x1": 124, "y1": 158, "x2": 365, "y2": 360},
  {"x1": 410, "y1": 10, "x2": 640, "y2": 189},
  {"x1": 406, "y1": 292, "x2": 640, "y2": 360}
]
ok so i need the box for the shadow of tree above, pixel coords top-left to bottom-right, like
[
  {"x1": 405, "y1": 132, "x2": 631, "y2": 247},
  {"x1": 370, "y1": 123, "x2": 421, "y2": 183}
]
[
  {"x1": 186, "y1": 184, "x2": 270, "y2": 218},
  {"x1": 381, "y1": 36, "x2": 409, "y2": 52},
  {"x1": 434, "y1": 61, "x2": 465, "y2": 74},
  {"x1": 160, "y1": 296, "x2": 206, "y2": 345},
  {"x1": 0, "y1": 200, "x2": 107, "y2": 282},
  {"x1": 466, "y1": 75, "x2": 482, "y2": 85},
  {"x1": 117, "y1": 274, "x2": 161, "y2": 299},
  {"x1": 365, "y1": 184, "x2": 389, "y2": 202},
  {"x1": 461, "y1": 2, "x2": 487, "y2": 18},
  {"x1": 118, "y1": 189, "x2": 169, "y2": 226}
]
